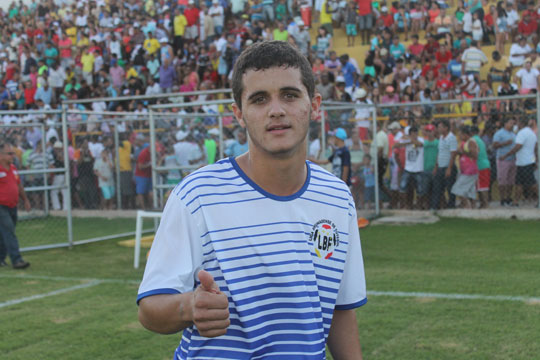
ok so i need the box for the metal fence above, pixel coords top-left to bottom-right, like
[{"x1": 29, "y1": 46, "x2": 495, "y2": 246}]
[
  {"x1": 318, "y1": 93, "x2": 540, "y2": 214},
  {"x1": 3, "y1": 92, "x2": 539, "y2": 253}
]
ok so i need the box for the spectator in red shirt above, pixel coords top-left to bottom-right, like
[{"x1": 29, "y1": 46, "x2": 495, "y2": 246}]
[
  {"x1": 0, "y1": 139, "x2": 31, "y2": 269},
  {"x1": 435, "y1": 43, "x2": 453, "y2": 65},
  {"x1": 184, "y1": 0, "x2": 200, "y2": 41},
  {"x1": 407, "y1": 34, "x2": 424, "y2": 58},
  {"x1": 422, "y1": 34, "x2": 440, "y2": 63},
  {"x1": 435, "y1": 67, "x2": 453, "y2": 99},
  {"x1": 356, "y1": 0, "x2": 373, "y2": 45},
  {"x1": 377, "y1": 6, "x2": 394, "y2": 30},
  {"x1": 23, "y1": 81, "x2": 36, "y2": 108},
  {"x1": 517, "y1": 13, "x2": 538, "y2": 44},
  {"x1": 422, "y1": 56, "x2": 441, "y2": 78}
]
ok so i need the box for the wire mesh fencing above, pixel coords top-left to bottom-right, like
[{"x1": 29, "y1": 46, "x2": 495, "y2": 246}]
[{"x1": 318, "y1": 93, "x2": 539, "y2": 213}]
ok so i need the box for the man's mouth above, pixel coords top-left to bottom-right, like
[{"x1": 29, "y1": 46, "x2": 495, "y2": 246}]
[{"x1": 267, "y1": 124, "x2": 291, "y2": 133}]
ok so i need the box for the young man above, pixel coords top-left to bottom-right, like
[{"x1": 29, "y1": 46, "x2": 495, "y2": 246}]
[
  {"x1": 310, "y1": 127, "x2": 352, "y2": 186},
  {"x1": 138, "y1": 41, "x2": 367, "y2": 359},
  {"x1": 432, "y1": 119, "x2": 458, "y2": 209},
  {"x1": 393, "y1": 126, "x2": 425, "y2": 209},
  {"x1": 501, "y1": 117, "x2": 538, "y2": 206},
  {"x1": 492, "y1": 118, "x2": 516, "y2": 206},
  {"x1": 0, "y1": 138, "x2": 31, "y2": 269}
]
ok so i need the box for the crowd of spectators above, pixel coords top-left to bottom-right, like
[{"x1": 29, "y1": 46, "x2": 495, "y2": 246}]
[{"x1": 0, "y1": 0, "x2": 538, "y2": 210}]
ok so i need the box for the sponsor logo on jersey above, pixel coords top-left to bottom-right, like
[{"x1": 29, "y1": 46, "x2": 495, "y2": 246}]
[{"x1": 309, "y1": 219, "x2": 340, "y2": 259}]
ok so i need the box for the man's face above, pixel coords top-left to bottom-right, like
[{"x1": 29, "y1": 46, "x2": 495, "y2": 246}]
[
  {"x1": 437, "y1": 122, "x2": 447, "y2": 135},
  {"x1": 505, "y1": 119, "x2": 515, "y2": 130},
  {"x1": 232, "y1": 66, "x2": 321, "y2": 158},
  {"x1": 0, "y1": 144, "x2": 15, "y2": 165}
]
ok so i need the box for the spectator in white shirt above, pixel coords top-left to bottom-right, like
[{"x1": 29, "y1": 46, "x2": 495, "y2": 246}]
[
  {"x1": 509, "y1": 36, "x2": 532, "y2": 67},
  {"x1": 500, "y1": 117, "x2": 538, "y2": 206},
  {"x1": 514, "y1": 60, "x2": 540, "y2": 92}
]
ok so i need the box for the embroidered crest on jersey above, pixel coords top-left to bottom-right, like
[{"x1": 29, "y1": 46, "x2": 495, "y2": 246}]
[{"x1": 309, "y1": 219, "x2": 340, "y2": 259}]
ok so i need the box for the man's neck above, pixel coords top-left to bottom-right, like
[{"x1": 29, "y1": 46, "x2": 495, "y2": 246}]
[{"x1": 236, "y1": 147, "x2": 307, "y2": 197}]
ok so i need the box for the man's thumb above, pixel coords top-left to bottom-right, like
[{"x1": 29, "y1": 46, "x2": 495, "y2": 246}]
[{"x1": 198, "y1": 270, "x2": 219, "y2": 293}]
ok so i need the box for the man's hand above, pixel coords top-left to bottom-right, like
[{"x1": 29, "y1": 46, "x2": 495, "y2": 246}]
[
  {"x1": 23, "y1": 198, "x2": 31, "y2": 212},
  {"x1": 445, "y1": 167, "x2": 452, "y2": 178},
  {"x1": 192, "y1": 270, "x2": 230, "y2": 338}
]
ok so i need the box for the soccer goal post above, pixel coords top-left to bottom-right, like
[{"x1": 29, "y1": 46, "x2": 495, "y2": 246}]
[{"x1": 134, "y1": 210, "x2": 163, "y2": 269}]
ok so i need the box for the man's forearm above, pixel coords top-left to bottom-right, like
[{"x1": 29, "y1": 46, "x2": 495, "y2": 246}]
[
  {"x1": 138, "y1": 293, "x2": 194, "y2": 335},
  {"x1": 327, "y1": 309, "x2": 362, "y2": 360}
]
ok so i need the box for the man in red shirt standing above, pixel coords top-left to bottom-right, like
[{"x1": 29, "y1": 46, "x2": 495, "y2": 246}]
[
  {"x1": 356, "y1": 0, "x2": 373, "y2": 45},
  {"x1": 184, "y1": 0, "x2": 200, "y2": 43},
  {"x1": 0, "y1": 138, "x2": 31, "y2": 269}
]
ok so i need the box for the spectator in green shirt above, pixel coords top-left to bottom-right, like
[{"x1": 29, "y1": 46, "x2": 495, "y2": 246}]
[
  {"x1": 275, "y1": 0, "x2": 287, "y2": 21},
  {"x1": 273, "y1": 22, "x2": 288, "y2": 42},
  {"x1": 422, "y1": 123, "x2": 439, "y2": 209},
  {"x1": 44, "y1": 42, "x2": 59, "y2": 68}
]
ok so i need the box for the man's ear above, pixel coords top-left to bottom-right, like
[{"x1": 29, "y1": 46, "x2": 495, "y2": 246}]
[{"x1": 232, "y1": 102, "x2": 246, "y2": 128}]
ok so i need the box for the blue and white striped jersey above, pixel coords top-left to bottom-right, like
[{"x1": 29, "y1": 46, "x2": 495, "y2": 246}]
[{"x1": 137, "y1": 157, "x2": 367, "y2": 359}]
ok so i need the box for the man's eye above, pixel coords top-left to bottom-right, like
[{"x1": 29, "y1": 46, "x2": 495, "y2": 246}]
[
  {"x1": 284, "y1": 93, "x2": 297, "y2": 100},
  {"x1": 253, "y1": 96, "x2": 265, "y2": 104}
]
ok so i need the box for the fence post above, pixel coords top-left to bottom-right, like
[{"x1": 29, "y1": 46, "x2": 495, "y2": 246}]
[
  {"x1": 41, "y1": 125, "x2": 49, "y2": 216},
  {"x1": 218, "y1": 115, "x2": 224, "y2": 160},
  {"x1": 149, "y1": 109, "x2": 158, "y2": 210},
  {"x1": 372, "y1": 106, "x2": 380, "y2": 216},
  {"x1": 61, "y1": 105, "x2": 73, "y2": 248},
  {"x1": 113, "y1": 124, "x2": 122, "y2": 209},
  {"x1": 537, "y1": 92, "x2": 540, "y2": 209}
]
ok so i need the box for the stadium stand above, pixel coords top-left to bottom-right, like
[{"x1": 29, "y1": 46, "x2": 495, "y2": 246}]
[{"x1": 0, "y1": 0, "x2": 538, "y2": 210}]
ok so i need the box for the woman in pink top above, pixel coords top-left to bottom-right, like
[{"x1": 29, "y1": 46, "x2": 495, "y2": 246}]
[{"x1": 451, "y1": 125, "x2": 479, "y2": 208}]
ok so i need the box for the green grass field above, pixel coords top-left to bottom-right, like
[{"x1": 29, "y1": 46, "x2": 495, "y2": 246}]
[
  {"x1": 2, "y1": 218, "x2": 539, "y2": 359},
  {"x1": 16, "y1": 217, "x2": 155, "y2": 248}
]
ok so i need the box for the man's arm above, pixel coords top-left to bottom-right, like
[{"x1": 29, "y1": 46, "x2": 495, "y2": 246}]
[
  {"x1": 327, "y1": 309, "x2": 363, "y2": 360},
  {"x1": 341, "y1": 165, "x2": 350, "y2": 183},
  {"x1": 501, "y1": 143, "x2": 522, "y2": 160},
  {"x1": 138, "y1": 270, "x2": 230, "y2": 336},
  {"x1": 18, "y1": 182, "x2": 31, "y2": 211},
  {"x1": 445, "y1": 150, "x2": 457, "y2": 177}
]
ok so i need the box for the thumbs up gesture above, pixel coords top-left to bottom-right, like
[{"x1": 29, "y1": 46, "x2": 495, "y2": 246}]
[{"x1": 192, "y1": 270, "x2": 230, "y2": 338}]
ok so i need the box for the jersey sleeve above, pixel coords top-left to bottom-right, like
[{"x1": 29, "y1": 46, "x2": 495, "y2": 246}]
[
  {"x1": 137, "y1": 192, "x2": 204, "y2": 304},
  {"x1": 335, "y1": 202, "x2": 367, "y2": 310}
]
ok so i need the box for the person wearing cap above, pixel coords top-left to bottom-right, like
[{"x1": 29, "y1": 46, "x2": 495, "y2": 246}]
[
  {"x1": 209, "y1": 0, "x2": 224, "y2": 36},
  {"x1": 292, "y1": 19, "x2": 311, "y2": 57},
  {"x1": 310, "y1": 128, "x2": 352, "y2": 186},
  {"x1": 138, "y1": 41, "x2": 366, "y2": 359},
  {"x1": 184, "y1": 0, "x2": 201, "y2": 41},
  {"x1": 0, "y1": 137, "x2": 31, "y2": 269},
  {"x1": 377, "y1": 6, "x2": 394, "y2": 30},
  {"x1": 353, "y1": 87, "x2": 373, "y2": 141}
]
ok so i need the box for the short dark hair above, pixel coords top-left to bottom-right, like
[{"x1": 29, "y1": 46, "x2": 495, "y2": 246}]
[
  {"x1": 231, "y1": 41, "x2": 315, "y2": 110},
  {"x1": 409, "y1": 126, "x2": 418, "y2": 133},
  {"x1": 440, "y1": 119, "x2": 450, "y2": 130}
]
